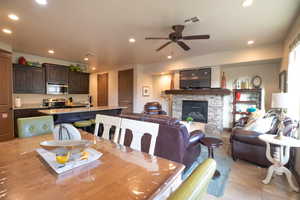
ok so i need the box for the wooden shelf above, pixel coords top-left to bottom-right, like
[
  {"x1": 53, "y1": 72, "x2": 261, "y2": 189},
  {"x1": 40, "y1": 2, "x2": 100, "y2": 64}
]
[
  {"x1": 234, "y1": 100, "x2": 258, "y2": 104},
  {"x1": 232, "y1": 88, "x2": 262, "y2": 128},
  {"x1": 233, "y1": 111, "x2": 250, "y2": 115},
  {"x1": 233, "y1": 88, "x2": 262, "y2": 93}
]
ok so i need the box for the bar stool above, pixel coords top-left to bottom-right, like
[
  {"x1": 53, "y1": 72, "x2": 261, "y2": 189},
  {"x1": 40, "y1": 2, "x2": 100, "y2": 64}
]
[{"x1": 73, "y1": 120, "x2": 92, "y2": 132}]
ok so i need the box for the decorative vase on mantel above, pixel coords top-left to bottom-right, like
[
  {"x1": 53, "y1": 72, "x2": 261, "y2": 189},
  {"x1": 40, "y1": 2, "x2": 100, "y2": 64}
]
[
  {"x1": 170, "y1": 72, "x2": 175, "y2": 90},
  {"x1": 221, "y1": 72, "x2": 226, "y2": 89}
]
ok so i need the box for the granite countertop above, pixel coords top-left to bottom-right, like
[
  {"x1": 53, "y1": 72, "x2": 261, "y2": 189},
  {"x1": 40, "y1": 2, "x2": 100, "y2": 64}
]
[
  {"x1": 13, "y1": 103, "x2": 90, "y2": 110},
  {"x1": 38, "y1": 106, "x2": 125, "y2": 115}
]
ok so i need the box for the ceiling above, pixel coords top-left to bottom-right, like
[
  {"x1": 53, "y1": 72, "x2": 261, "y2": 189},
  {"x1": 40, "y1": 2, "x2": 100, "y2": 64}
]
[{"x1": 0, "y1": 0, "x2": 299, "y2": 71}]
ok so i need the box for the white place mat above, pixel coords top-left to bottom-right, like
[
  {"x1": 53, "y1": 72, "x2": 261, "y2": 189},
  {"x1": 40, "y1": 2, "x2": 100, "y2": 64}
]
[{"x1": 36, "y1": 148, "x2": 103, "y2": 174}]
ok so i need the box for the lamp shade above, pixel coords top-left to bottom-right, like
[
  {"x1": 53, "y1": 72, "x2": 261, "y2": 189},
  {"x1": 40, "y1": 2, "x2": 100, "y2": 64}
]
[{"x1": 271, "y1": 93, "x2": 289, "y2": 109}]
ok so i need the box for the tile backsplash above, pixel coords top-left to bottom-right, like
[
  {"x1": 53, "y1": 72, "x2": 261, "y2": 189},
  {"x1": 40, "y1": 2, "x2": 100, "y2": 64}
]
[{"x1": 12, "y1": 94, "x2": 89, "y2": 105}]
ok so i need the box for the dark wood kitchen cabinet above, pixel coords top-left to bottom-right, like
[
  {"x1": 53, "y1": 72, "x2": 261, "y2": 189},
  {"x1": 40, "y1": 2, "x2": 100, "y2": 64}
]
[
  {"x1": 0, "y1": 50, "x2": 14, "y2": 141},
  {"x1": 69, "y1": 71, "x2": 90, "y2": 94},
  {"x1": 13, "y1": 64, "x2": 46, "y2": 94},
  {"x1": 44, "y1": 63, "x2": 69, "y2": 84}
]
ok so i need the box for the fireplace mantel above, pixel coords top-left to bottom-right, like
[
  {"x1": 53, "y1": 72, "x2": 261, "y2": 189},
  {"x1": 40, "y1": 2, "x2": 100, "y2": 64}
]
[{"x1": 165, "y1": 88, "x2": 231, "y2": 96}]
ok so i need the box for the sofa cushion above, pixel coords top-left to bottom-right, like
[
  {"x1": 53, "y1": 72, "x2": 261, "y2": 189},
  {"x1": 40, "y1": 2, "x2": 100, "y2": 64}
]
[{"x1": 231, "y1": 128, "x2": 266, "y2": 146}]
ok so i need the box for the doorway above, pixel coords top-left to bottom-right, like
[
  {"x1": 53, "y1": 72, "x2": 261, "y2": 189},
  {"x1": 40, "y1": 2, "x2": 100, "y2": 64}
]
[
  {"x1": 118, "y1": 69, "x2": 134, "y2": 113},
  {"x1": 97, "y1": 73, "x2": 108, "y2": 106}
]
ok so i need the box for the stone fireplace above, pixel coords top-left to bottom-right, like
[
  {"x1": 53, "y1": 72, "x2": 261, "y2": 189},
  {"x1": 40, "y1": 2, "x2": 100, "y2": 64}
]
[{"x1": 166, "y1": 89, "x2": 231, "y2": 135}]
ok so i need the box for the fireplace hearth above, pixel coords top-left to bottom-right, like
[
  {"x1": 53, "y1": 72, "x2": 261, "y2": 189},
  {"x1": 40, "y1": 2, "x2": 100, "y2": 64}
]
[{"x1": 182, "y1": 100, "x2": 208, "y2": 123}]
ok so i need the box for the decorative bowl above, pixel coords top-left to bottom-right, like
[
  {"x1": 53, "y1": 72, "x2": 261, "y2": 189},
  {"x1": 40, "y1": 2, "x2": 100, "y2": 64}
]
[{"x1": 40, "y1": 140, "x2": 92, "y2": 154}]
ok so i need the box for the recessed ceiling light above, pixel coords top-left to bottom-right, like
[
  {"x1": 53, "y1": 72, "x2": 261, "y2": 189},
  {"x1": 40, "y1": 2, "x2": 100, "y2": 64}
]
[
  {"x1": 92, "y1": 67, "x2": 96, "y2": 71},
  {"x1": 84, "y1": 57, "x2": 89, "y2": 61},
  {"x1": 129, "y1": 38, "x2": 136, "y2": 43},
  {"x1": 167, "y1": 55, "x2": 172, "y2": 59},
  {"x1": 2, "y1": 28, "x2": 12, "y2": 34},
  {"x1": 242, "y1": 0, "x2": 253, "y2": 7},
  {"x1": 8, "y1": 14, "x2": 19, "y2": 21},
  {"x1": 48, "y1": 49, "x2": 55, "y2": 54},
  {"x1": 247, "y1": 40, "x2": 255, "y2": 45},
  {"x1": 35, "y1": 0, "x2": 47, "y2": 5}
]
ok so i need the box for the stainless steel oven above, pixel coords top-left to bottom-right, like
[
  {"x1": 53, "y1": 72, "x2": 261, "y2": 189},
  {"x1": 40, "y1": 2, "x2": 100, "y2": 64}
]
[{"x1": 46, "y1": 83, "x2": 68, "y2": 95}]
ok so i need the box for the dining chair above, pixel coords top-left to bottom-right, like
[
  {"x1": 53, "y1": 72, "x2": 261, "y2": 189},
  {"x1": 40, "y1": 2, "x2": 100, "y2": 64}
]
[
  {"x1": 17, "y1": 116, "x2": 54, "y2": 138},
  {"x1": 119, "y1": 118, "x2": 159, "y2": 155},
  {"x1": 94, "y1": 114, "x2": 122, "y2": 142},
  {"x1": 167, "y1": 159, "x2": 217, "y2": 200}
]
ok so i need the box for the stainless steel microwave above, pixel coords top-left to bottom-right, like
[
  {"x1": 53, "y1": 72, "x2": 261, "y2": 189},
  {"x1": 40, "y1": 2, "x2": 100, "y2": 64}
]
[{"x1": 46, "y1": 83, "x2": 68, "y2": 95}]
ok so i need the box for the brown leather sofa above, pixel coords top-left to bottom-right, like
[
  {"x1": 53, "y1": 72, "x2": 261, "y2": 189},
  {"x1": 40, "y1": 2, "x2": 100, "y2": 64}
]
[
  {"x1": 120, "y1": 113, "x2": 205, "y2": 168},
  {"x1": 230, "y1": 116, "x2": 296, "y2": 167}
]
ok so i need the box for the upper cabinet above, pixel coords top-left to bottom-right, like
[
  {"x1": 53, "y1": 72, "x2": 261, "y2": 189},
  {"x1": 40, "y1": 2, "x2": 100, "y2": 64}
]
[
  {"x1": 69, "y1": 71, "x2": 90, "y2": 94},
  {"x1": 13, "y1": 63, "x2": 89, "y2": 94},
  {"x1": 44, "y1": 63, "x2": 69, "y2": 84},
  {"x1": 13, "y1": 64, "x2": 46, "y2": 94}
]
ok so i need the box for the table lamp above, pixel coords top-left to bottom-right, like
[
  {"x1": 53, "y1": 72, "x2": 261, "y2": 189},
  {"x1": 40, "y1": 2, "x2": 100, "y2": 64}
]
[{"x1": 271, "y1": 93, "x2": 289, "y2": 140}]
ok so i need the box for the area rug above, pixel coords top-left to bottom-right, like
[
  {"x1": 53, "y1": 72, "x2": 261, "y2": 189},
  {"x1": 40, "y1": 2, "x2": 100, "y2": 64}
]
[{"x1": 182, "y1": 144, "x2": 233, "y2": 197}]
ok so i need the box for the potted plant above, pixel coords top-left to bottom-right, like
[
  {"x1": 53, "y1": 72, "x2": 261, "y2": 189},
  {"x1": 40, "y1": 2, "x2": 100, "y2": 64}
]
[
  {"x1": 184, "y1": 117, "x2": 194, "y2": 130},
  {"x1": 186, "y1": 117, "x2": 194, "y2": 124}
]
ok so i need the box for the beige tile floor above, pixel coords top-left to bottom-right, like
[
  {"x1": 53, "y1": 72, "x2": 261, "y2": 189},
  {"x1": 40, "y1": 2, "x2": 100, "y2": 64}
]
[{"x1": 203, "y1": 133, "x2": 300, "y2": 200}]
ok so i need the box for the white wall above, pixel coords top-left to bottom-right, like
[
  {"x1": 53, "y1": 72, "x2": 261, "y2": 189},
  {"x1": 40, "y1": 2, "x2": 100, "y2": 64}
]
[
  {"x1": 0, "y1": 42, "x2": 12, "y2": 52},
  {"x1": 143, "y1": 43, "x2": 282, "y2": 74}
]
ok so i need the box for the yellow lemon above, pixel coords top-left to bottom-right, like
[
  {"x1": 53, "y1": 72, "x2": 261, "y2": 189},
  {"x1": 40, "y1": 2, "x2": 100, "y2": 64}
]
[
  {"x1": 56, "y1": 152, "x2": 70, "y2": 164},
  {"x1": 80, "y1": 151, "x2": 89, "y2": 160}
]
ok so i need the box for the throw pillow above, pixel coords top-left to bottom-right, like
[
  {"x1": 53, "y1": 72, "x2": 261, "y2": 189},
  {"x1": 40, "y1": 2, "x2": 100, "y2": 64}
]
[{"x1": 244, "y1": 116, "x2": 275, "y2": 133}]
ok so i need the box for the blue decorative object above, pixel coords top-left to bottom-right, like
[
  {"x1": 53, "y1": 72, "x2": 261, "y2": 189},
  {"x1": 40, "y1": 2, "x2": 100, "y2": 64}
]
[{"x1": 247, "y1": 107, "x2": 257, "y2": 113}]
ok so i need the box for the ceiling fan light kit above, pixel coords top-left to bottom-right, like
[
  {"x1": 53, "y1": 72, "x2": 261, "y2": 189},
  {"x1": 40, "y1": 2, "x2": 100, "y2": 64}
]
[{"x1": 145, "y1": 24, "x2": 210, "y2": 52}]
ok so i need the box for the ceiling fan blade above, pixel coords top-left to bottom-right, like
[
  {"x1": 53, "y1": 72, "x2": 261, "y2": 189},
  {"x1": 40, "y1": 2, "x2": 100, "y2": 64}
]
[
  {"x1": 145, "y1": 37, "x2": 169, "y2": 40},
  {"x1": 182, "y1": 35, "x2": 210, "y2": 40},
  {"x1": 177, "y1": 41, "x2": 190, "y2": 51},
  {"x1": 156, "y1": 41, "x2": 172, "y2": 51}
]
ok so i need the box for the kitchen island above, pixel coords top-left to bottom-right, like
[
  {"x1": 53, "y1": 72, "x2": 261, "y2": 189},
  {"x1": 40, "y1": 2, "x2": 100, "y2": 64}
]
[{"x1": 38, "y1": 106, "x2": 125, "y2": 124}]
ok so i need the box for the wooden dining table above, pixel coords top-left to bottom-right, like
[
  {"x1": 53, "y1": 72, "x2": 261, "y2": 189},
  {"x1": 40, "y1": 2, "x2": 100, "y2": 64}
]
[{"x1": 0, "y1": 131, "x2": 185, "y2": 200}]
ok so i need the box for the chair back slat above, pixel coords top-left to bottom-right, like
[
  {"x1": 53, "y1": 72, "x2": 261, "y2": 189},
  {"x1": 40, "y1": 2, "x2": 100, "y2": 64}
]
[
  {"x1": 94, "y1": 114, "x2": 121, "y2": 142},
  {"x1": 119, "y1": 118, "x2": 159, "y2": 155}
]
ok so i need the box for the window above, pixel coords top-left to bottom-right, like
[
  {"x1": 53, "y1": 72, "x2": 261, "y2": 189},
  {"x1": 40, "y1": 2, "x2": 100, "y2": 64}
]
[{"x1": 288, "y1": 44, "x2": 300, "y2": 120}]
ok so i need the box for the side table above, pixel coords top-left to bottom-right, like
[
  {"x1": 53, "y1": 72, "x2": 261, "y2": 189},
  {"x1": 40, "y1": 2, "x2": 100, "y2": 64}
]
[
  {"x1": 200, "y1": 137, "x2": 223, "y2": 179},
  {"x1": 259, "y1": 134, "x2": 300, "y2": 192}
]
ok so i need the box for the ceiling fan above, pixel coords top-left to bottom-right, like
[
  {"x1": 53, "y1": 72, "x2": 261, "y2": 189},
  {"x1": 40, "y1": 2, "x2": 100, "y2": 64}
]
[{"x1": 145, "y1": 25, "x2": 210, "y2": 52}]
